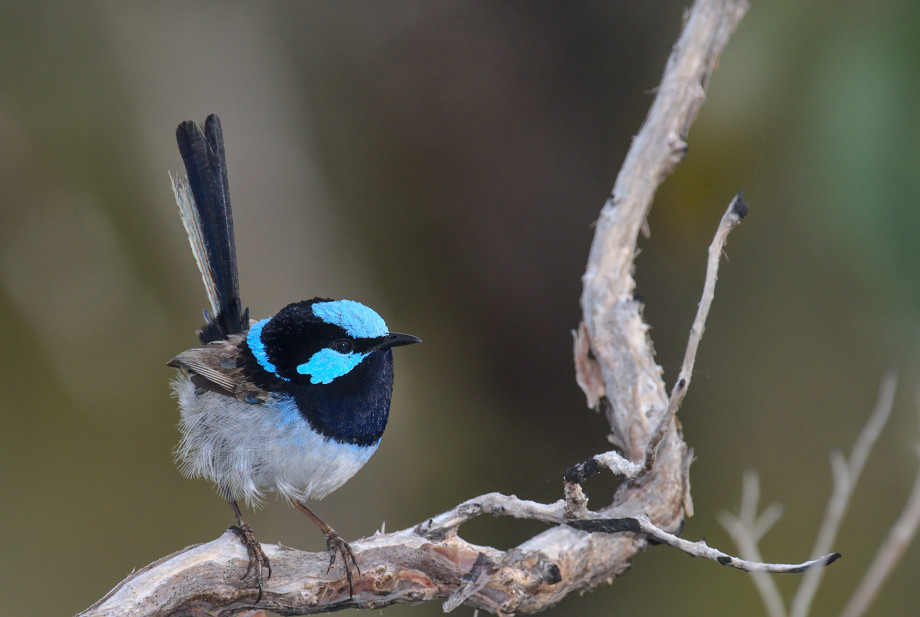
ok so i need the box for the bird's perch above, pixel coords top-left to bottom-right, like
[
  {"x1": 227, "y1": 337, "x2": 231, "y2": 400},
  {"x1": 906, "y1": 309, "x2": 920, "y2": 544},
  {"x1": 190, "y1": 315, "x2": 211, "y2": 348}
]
[{"x1": 79, "y1": 2, "x2": 818, "y2": 616}]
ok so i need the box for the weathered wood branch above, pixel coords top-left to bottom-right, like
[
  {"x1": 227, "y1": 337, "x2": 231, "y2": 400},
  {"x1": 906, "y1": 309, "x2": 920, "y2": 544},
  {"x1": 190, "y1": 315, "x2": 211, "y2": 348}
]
[
  {"x1": 81, "y1": 492, "x2": 838, "y2": 617},
  {"x1": 80, "y1": 1, "x2": 759, "y2": 615}
]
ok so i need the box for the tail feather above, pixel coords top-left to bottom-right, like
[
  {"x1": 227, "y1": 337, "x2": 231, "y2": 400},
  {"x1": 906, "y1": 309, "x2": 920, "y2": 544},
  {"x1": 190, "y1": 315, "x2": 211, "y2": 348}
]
[{"x1": 172, "y1": 114, "x2": 248, "y2": 342}]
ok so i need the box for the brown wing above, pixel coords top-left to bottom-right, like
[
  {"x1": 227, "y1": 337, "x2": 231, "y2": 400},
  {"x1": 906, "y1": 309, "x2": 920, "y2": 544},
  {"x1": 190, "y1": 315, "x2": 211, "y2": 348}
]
[{"x1": 167, "y1": 333, "x2": 270, "y2": 404}]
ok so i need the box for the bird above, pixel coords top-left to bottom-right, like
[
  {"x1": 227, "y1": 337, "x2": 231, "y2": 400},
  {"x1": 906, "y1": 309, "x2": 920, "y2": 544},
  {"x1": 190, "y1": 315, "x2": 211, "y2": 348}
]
[{"x1": 166, "y1": 114, "x2": 419, "y2": 599}]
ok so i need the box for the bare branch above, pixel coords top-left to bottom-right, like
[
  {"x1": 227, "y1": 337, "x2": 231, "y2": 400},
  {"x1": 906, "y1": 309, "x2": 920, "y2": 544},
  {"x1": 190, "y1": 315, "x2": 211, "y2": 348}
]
[
  {"x1": 789, "y1": 372, "x2": 898, "y2": 617},
  {"x1": 839, "y1": 396, "x2": 920, "y2": 617},
  {"x1": 630, "y1": 514, "x2": 839, "y2": 574},
  {"x1": 423, "y1": 492, "x2": 835, "y2": 577},
  {"x1": 719, "y1": 472, "x2": 787, "y2": 617},
  {"x1": 568, "y1": 192, "x2": 748, "y2": 484},
  {"x1": 81, "y1": 491, "x2": 839, "y2": 617},
  {"x1": 642, "y1": 192, "x2": 747, "y2": 474},
  {"x1": 576, "y1": 0, "x2": 750, "y2": 462},
  {"x1": 419, "y1": 492, "x2": 567, "y2": 535},
  {"x1": 721, "y1": 373, "x2": 905, "y2": 617}
]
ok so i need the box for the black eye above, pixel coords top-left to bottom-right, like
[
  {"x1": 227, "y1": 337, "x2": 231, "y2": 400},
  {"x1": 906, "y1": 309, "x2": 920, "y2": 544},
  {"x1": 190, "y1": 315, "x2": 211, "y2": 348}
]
[{"x1": 332, "y1": 339, "x2": 354, "y2": 354}]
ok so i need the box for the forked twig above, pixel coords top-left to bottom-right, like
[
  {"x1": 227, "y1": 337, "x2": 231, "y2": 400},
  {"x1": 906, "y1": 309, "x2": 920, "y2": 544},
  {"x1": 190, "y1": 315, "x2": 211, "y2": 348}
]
[
  {"x1": 567, "y1": 193, "x2": 749, "y2": 486},
  {"x1": 838, "y1": 395, "x2": 920, "y2": 617},
  {"x1": 422, "y1": 492, "x2": 836, "y2": 576},
  {"x1": 721, "y1": 373, "x2": 915, "y2": 617},
  {"x1": 719, "y1": 472, "x2": 787, "y2": 617},
  {"x1": 790, "y1": 372, "x2": 898, "y2": 617},
  {"x1": 643, "y1": 192, "x2": 748, "y2": 474}
]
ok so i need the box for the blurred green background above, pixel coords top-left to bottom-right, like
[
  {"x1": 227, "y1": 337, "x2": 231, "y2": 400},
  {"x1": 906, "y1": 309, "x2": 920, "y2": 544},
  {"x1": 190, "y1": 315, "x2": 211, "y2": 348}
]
[{"x1": 2, "y1": 2, "x2": 920, "y2": 615}]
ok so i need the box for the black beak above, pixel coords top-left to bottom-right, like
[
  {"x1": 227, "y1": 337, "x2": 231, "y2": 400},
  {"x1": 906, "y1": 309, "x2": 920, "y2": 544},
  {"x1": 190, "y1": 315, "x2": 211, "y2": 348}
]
[{"x1": 381, "y1": 332, "x2": 421, "y2": 349}]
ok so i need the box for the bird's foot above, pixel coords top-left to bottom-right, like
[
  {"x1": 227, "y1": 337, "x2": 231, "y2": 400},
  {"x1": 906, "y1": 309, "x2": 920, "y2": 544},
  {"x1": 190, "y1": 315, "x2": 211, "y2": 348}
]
[
  {"x1": 324, "y1": 529, "x2": 360, "y2": 597},
  {"x1": 230, "y1": 523, "x2": 272, "y2": 602}
]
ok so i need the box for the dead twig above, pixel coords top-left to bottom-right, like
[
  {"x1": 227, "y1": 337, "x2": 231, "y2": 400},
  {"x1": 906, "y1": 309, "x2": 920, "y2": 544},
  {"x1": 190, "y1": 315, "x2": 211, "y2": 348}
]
[{"x1": 721, "y1": 373, "x2": 919, "y2": 617}]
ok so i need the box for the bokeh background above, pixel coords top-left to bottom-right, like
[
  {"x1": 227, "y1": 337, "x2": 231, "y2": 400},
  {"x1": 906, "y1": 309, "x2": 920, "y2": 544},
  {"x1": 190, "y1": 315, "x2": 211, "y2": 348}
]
[{"x1": 2, "y1": 2, "x2": 920, "y2": 615}]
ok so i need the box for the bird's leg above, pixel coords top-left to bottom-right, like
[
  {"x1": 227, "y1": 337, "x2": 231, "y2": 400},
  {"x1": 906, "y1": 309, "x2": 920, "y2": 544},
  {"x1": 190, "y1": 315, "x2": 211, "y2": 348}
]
[
  {"x1": 226, "y1": 493, "x2": 271, "y2": 602},
  {"x1": 290, "y1": 498, "x2": 360, "y2": 596}
]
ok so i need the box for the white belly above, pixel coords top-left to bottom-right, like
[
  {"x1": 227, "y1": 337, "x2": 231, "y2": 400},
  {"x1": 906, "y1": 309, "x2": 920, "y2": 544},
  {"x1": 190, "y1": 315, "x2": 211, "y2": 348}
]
[{"x1": 172, "y1": 373, "x2": 378, "y2": 506}]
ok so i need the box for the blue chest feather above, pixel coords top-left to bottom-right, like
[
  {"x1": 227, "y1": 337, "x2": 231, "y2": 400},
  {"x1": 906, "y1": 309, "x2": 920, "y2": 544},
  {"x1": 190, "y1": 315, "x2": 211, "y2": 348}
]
[{"x1": 283, "y1": 349, "x2": 394, "y2": 447}]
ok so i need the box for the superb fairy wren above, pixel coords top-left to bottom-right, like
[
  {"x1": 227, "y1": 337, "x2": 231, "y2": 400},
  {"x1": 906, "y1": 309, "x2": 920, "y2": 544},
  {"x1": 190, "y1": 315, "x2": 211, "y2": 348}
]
[{"x1": 166, "y1": 115, "x2": 419, "y2": 598}]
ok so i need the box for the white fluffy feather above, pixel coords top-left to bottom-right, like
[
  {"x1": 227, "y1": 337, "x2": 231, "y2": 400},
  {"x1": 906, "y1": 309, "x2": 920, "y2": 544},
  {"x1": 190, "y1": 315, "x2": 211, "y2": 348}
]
[{"x1": 172, "y1": 373, "x2": 379, "y2": 507}]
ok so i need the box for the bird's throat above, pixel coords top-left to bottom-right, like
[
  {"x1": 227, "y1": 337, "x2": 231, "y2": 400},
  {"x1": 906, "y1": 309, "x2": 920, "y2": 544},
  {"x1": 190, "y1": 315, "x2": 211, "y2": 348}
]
[{"x1": 287, "y1": 350, "x2": 394, "y2": 446}]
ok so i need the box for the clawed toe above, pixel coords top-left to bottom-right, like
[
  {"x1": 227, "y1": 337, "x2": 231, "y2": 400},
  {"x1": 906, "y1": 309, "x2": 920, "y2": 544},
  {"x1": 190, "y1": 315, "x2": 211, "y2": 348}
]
[
  {"x1": 325, "y1": 531, "x2": 360, "y2": 597},
  {"x1": 230, "y1": 523, "x2": 271, "y2": 602},
  {"x1": 289, "y1": 498, "x2": 361, "y2": 597}
]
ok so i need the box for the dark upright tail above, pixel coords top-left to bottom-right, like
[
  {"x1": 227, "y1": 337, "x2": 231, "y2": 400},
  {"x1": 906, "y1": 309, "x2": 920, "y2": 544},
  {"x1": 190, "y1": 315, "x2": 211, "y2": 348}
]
[{"x1": 173, "y1": 114, "x2": 249, "y2": 343}]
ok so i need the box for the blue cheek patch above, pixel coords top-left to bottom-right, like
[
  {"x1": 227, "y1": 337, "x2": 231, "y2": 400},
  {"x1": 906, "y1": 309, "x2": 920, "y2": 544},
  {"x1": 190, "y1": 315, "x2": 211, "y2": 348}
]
[
  {"x1": 247, "y1": 317, "x2": 289, "y2": 381},
  {"x1": 297, "y1": 348, "x2": 368, "y2": 385},
  {"x1": 312, "y1": 300, "x2": 388, "y2": 339}
]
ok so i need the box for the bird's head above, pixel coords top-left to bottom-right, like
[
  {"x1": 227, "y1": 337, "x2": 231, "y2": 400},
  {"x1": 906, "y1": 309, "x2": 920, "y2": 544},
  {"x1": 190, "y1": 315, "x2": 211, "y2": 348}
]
[{"x1": 246, "y1": 298, "x2": 419, "y2": 385}]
